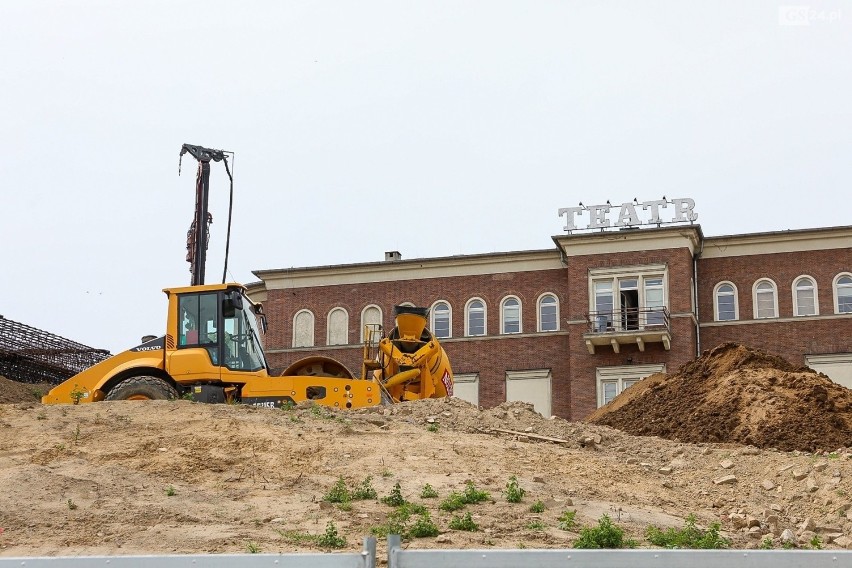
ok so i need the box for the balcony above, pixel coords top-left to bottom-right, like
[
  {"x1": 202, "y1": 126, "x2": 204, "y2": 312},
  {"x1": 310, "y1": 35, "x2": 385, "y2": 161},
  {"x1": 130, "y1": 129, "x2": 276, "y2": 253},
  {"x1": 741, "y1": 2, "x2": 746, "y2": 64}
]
[{"x1": 583, "y1": 308, "x2": 671, "y2": 354}]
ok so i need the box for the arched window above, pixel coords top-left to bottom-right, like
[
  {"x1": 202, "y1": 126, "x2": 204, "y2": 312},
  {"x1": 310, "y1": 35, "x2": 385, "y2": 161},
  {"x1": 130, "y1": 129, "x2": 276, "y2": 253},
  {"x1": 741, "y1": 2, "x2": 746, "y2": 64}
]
[
  {"x1": 537, "y1": 293, "x2": 559, "y2": 332},
  {"x1": 327, "y1": 308, "x2": 349, "y2": 345},
  {"x1": 465, "y1": 298, "x2": 486, "y2": 336},
  {"x1": 834, "y1": 273, "x2": 852, "y2": 314},
  {"x1": 753, "y1": 279, "x2": 778, "y2": 319},
  {"x1": 713, "y1": 282, "x2": 738, "y2": 321},
  {"x1": 500, "y1": 296, "x2": 521, "y2": 334},
  {"x1": 360, "y1": 305, "x2": 382, "y2": 342},
  {"x1": 292, "y1": 310, "x2": 315, "y2": 347},
  {"x1": 793, "y1": 276, "x2": 818, "y2": 317},
  {"x1": 430, "y1": 301, "x2": 452, "y2": 339}
]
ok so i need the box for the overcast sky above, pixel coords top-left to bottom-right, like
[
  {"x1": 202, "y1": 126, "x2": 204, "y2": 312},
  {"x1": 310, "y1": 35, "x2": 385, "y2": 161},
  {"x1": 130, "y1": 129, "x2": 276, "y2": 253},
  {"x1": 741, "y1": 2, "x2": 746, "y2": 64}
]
[{"x1": 1, "y1": 1, "x2": 850, "y2": 354}]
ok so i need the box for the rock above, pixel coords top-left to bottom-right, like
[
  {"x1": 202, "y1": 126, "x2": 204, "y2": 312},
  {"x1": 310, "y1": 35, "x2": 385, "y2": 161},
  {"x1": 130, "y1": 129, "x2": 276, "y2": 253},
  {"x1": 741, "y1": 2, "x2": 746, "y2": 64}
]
[
  {"x1": 816, "y1": 524, "x2": 843, "y2": 534},
  {"x1": 834, "y1": 536, "x2": 852, "y2": 549},
  {"x1": 640, "y1": 462, "x2": 653, "y2": 470},
  {"x1": 791, "y1": 468, "x2": 809, "y2": 481},
  {"x1": 713, "y1": 475, "x2": 737, "y2": 485},
  {"x1": 533, "y1": 475, "x2": 545, "y2": 483},
  {"x1": 425, "y1": 416, "x2": 436, "y2": 424},
  {"x1": 825, "y1": 532, "x2": 844, "y2": 543},
  {"x1": 770, "y1": 503, "x2": 783, "y2": 512},
  {"x1": 799, "y1": 517, "x2": 816, "y2": 532},
  {"x1": 836, "y1": 503, "x2": 851, "y2": 515},
  {"x1": 741, "y1": 447, "x2": 760, "y2": 455},
  {"x1": 662, "y1": 480, "x2": 674, "y2": 488},
  {"x1": 746, "y1": 516, "x2": 761, "y2": 528},
  {"x1": 813, "y1": 461, "x2": 829, "y2": 472},
  {"x1": 778, "y1": 463, "x2": 796, "y2": 474},
  {"x1": 748, "y1": 526, "x2": 762, "y2": 539},
  {"x1": 798, "y1": 530, "x2": 817, "y2": 544},
  {"x1": 730, "y1": 514, "x2": 747, "y2": 529},
  {"x1": 761, "y1": 480, "x2": 776, "y2": 490},
  {"x1": 780, "y1": 528, "x2": 796, "y2": 544},
  {"x1": 658, "y1": 467, "x2": 672, "y2": 475},
  {"x1": 626, "y1": 458, "x2": 639, "y2": 464},
  {"x1": 719, "y1": 459, "x2": 734, "y2": 469},
  {"x1": 805, "y1": 478, "x2": 819, "y2": 493},
  {"x1": 700, "y1": 447, "x2": 712, "y2": 455},
  {"x1": 564, "y1": 498, "x2": 574, "y2": 506},
  {"x1": 435, "y1": 534, "x2": 452, "y2": 543}
]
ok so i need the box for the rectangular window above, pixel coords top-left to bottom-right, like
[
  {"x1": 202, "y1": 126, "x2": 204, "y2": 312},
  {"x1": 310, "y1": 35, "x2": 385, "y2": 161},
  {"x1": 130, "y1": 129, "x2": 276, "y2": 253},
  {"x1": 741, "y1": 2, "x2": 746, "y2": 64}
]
[
  {"x1": 594, "y1": 281, "x2": 614, "y2": 331},
  {"x1": 589, "y1": 266, "x2": 667, "y2": 333},
  {"x1": 596, "y1": 364, "x2": 664, "y2": 407}
]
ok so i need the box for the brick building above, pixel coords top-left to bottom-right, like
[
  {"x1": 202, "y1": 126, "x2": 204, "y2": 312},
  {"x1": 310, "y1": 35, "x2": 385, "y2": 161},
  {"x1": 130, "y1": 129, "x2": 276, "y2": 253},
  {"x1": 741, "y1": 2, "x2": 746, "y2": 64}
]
[{"x1": 247, "y1": 224, "x2": 852, "y2": 420}]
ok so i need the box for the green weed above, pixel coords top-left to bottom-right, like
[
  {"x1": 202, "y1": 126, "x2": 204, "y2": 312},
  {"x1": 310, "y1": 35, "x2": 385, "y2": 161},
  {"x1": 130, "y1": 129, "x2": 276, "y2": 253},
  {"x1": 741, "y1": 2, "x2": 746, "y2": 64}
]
[
  {"x1": 645, "y1": 515, "x2": 730, "y2": 549},
  {"x1": 245, "y1": 541, "x2": 260, "y2": 553},
  {"x1": 574, "y1": 515, "x2": 637, "y2": 549},
  {"x1": 558, "y1": 510, "x2": 577, "y2": 531},
  {"x1": 529, "y1": 500, "x2": 545, "y2": 513},
  {"x1": 420, "y1": 484, "x2": 438, "y2": 498},
  {"x1": 323, "y1": 477, "x2": 351, "y2": 504},
  {"x1": 165, "y1": 485, "x2": 176, "y2": 497},
  {"x1": 67, "y1": 498, "x2": 77, "y2": 510},
  {"x1": 381, "y1": 482, "x2": 406, "y2": 507},
  {"x1": 352, "y1": 476, "x2": 378, "y2": 500},
  {"x1": 317, "y1": 521, "x2": 346, "y2": 549},
  {"x1": 503, "y1": 475, "x2": 525, "y2": 503},
  {"x1": 449, "y1": 512, "x2": 479, "y2": 531}
]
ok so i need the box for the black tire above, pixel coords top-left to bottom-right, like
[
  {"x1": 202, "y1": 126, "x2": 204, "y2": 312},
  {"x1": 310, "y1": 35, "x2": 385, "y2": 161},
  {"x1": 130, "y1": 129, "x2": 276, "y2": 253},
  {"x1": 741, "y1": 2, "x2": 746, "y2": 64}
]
[{"x1": 105, "y1": 375, "x2": 178, "y2": 401}]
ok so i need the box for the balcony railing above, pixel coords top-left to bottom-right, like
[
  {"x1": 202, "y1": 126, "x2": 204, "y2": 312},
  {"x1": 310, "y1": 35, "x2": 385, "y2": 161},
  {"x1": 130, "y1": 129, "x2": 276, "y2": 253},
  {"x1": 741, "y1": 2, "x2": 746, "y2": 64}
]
[
  {"x1": 582, "y1": 308, "x2": 671, "y2": 354},
  {"x1": 585, "y1": 307, "x2": 670, "y2": 333}
]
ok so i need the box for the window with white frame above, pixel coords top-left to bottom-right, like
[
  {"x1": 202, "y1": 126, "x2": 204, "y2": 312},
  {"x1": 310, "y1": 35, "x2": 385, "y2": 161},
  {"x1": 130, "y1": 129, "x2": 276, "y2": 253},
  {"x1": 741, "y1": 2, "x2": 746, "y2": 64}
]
[
  {"x1": 596, "y1": 364, "x2": 664, "y2": 407},
  {"x1": 500, "y1": 296, "x2": 521, "y2": 334},
  {"x1": 452, "y1": 373, "x2": 479, "y2": 405},
  {"x1": 537, "y1": 293, "x2": 559, "y2": 332},
  {"x1": 430, "y1": 301, "x2": 451, "y2": 338},
  {"x1": 327, "y1": 308, "x2": 349, "y2": 345},
  {"x1": 589, "y1": 265, "x2": 667, "y2": 332},
  {"x1": 360, "y1": 305, "x2": 382, "y2": 341},
  {"x1": 465, "y1": 298, "x2": 486, "y2": 336},
  {"x1": 714, "y1": 282, "x2": 738, "y2": 321},
  {"x1": 835, "y1": 273, "x2": 852, "y2": 314},
  {"x1": 292, "y1": 310, "x2": 315, "y2": 347},
  {"x1": 793, "y1": 276, "x2": 818, "y2": 317},
  {"x1": 753, "y1": 279, "x2": 778, "y2": 319}
]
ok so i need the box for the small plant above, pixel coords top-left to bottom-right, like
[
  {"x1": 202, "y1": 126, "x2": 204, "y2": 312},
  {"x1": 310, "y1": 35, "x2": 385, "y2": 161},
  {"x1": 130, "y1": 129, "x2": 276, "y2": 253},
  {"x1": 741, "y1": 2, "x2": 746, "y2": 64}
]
[
  {"x1": 245, "y1": 541, "x2": 260, "y2": 553},
  {"x1": 759, "y1": 537, "x2": 774, "y2": 550},
  {"x1": 69, "y1": 385, "x2": 86, "y2": 404},
  {"x1": 381, "y1": 469, "x2": 393, "y2": 478},
  {"x1": 352, "y1": 476, "x2": 378, "y2": 500},
  {"x1": 54, "y1": 443, "x2": 66, "y2": 451},
  {"x1": 181, "y1": 391, "x2": 194, "y2": 401},
  {"x1": 449, "y1": 511, "x2": 479, "y2": 531},
  {"x1": 462, "y1": 481, "x2": 490, "y2": 504},
  {"x1": 529, "y1": 500, "x2": 545, "y2": 513},
  {"x1": 427, "y1": 423, "x2": 439, "y2": 433},
  {"x1": 280, "y1": 400, "x2": 295, "y2": 411},
  {"x1": 317, "y1": 521, "x2": 346, "y2": 549},
  {"x1": 381, "y1": 482, "x2": 406, "y2": 507},
  {"x1": 323, "y1": 477, "x2": 351, "y2": 504},
  {"x1": 37, "y1": 411, "x2": 47, "y2": 420},
  {"x1": 408, "y1": 512, "x2": 440, "y2": 538},
  {"x1": 439, "y1": 492, "x2": 466, "y2": 512},
  {"x1": 72, "y1": 424, "x2": 81, "y2": 444},
  {"x1": 165, "y1": 485, "x2": 176, "y2": 497},
  {"x1": 574, "y1": 515, "x2": 637, "y2": 549},
  {"x1": 277, "y1": 529, "x2": 317, "y2": 545},
  {"x1": 67, "y1": 498, "x2": 77, "y2": 510},
  {"x1": 558, "y1": 510, "x2": 577, "y2": 531},
  {"x1": 420, "y1": 484, "x2": 438, "y2": 498},
  {"x1": 504, "y1": 475, "x2": 525, "y2": 503},
  {"x1": 30, "y1": 388, "x2": 45, "y2": 400},
  {"x1": 338, "y1": 501, "x2": 353, "y2": 512},
  {"x1": 645, "y1": 515, "x2": 730, "y2": 549},
  {"x1": 809, "y1": 535, "x2": 823, "y2": 550},
  {"x1": 526, "y1": 520, "x2": 545, "y2": 530}
]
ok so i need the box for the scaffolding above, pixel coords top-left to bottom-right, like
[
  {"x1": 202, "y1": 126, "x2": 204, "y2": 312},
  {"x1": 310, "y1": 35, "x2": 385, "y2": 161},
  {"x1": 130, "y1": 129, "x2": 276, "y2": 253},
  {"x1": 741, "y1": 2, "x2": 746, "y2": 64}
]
[{"x1": 0, "y1": 315, "x2": 111, "y2": 384}]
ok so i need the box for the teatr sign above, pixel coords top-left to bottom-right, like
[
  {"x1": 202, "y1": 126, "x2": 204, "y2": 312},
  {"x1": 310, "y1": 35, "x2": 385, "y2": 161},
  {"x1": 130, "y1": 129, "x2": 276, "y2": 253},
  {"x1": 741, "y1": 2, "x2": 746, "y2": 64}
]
[{"x1": 559, "y1": 198, "x2": 697, "y2": 232}]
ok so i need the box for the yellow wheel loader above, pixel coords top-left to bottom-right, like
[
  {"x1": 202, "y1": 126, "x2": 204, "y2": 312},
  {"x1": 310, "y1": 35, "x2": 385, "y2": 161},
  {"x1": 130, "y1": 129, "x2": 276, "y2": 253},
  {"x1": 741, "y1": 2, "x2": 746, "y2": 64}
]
[{"x1": 41, "y1": 284, "x2": 454, "y2": 408}]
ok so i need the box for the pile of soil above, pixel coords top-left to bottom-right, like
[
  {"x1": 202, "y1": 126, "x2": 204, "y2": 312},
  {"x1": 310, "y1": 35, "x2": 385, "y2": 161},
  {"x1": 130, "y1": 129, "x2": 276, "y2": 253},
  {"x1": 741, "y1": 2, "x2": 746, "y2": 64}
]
[
  {"x1": 0, "y1": 376, "x2": 51, "y2": 404},
  {"x1": 588, "y1": 343, "x2": 852, "y2": 452}
]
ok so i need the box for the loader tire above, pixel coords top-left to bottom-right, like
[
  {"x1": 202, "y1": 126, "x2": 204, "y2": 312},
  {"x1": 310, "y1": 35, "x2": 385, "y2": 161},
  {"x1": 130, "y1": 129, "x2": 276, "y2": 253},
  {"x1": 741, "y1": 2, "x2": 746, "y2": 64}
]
[{"x1": 105, "y1": 376, "x2": 178, "y2": 401}]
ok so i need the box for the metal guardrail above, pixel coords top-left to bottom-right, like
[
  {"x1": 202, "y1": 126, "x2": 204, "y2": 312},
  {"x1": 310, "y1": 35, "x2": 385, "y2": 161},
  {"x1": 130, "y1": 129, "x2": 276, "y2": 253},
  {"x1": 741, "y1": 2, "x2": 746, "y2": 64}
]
[
  {"x1": 386, "y1": 535, "x2": 850, "y2": 568},
  {"x1": 2, "y1": 537, "x2": 851, "y2": 567},
  {"x1": 0, "y1": 538, "x2": 376, "y2": 568}
]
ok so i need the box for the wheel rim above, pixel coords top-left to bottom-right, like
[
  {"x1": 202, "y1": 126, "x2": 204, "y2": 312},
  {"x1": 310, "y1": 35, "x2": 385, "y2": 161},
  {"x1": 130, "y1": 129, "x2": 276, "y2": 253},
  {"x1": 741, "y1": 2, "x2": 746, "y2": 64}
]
[{"x1": 126, "y1": 394, "x2": 152, "y2": 401}]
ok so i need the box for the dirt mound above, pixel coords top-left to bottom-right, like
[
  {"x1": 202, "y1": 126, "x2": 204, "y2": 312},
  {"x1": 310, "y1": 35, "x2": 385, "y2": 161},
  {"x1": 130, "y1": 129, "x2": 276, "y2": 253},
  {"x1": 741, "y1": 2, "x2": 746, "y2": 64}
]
[
  {"x1": 587, "y1": 343, "x2": 852, "y2": 452},
  {"x1": 0, "y1": 376, "x2": 52, "y2": 404}
]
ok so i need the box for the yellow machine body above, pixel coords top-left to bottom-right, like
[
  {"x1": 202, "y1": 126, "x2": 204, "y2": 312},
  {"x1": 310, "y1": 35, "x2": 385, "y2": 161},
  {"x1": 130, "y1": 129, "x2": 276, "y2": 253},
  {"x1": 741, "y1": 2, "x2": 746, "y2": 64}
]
[{"x1": 42, "y1": 284, "x2": 452, "y2": 409}]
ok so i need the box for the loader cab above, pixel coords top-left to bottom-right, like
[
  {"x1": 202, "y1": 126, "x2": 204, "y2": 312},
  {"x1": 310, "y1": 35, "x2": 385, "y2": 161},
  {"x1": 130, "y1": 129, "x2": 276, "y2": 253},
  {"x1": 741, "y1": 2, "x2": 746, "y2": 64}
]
[{"x1": 169, "y1": 285, "x2": 268, "y2": 380}]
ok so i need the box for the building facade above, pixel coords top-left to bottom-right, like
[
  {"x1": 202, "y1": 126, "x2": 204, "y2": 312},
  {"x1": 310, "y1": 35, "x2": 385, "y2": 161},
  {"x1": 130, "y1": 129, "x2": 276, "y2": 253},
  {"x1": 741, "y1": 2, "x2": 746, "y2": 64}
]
[{"x1": 247, "y1": 224, "x2": 852, "y2": 420}]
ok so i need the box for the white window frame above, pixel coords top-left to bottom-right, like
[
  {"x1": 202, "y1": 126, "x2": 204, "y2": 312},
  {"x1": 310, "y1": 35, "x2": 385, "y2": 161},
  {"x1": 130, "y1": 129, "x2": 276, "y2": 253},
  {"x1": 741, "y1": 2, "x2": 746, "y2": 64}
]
[
  {"x1": 452, "y1": 372, "x2": 479, "y2": 406},
  {"x1": 713, "y1": 281, "x2": 739, "y2": 322},
  {"x1": 292, "y1": 309, "x2": 315, "y2": 348},
  {"x1": 429, "y1": 300, "x2": 452, "y2": 339},
  {"x1": 596, "y1": 364, "x2": 665, "y2": 407},
  {"x1": 792, "y1": 275, "x2": 819, "y2": 317},
  {"x1": 752, "y1": 278, "x2": 779, "y2": 319},
  {"x1": 464, "y1": 297, "x2": 487, "y2": 337},
  {"x1": 326, "y1": 307, "x2": 349, "y2": 346},
  {"x1": 500, "y1": 295, "x2": 522, "y2": 334},
  {"x1": 834, "y1": 272, "x2": 852, "y2": 314},
  {"x1": 360, "y1": 304, "x2": 383, "y2": 342},
  {"x1": 588, "y1": 264, "x2": 668, "y2": 330},
  {"x1": 536, "y1": 293, "x2": 560, "y2": 332},
  {"x1": 505, "y1": 369, "x2": 552, "y2": 417}
]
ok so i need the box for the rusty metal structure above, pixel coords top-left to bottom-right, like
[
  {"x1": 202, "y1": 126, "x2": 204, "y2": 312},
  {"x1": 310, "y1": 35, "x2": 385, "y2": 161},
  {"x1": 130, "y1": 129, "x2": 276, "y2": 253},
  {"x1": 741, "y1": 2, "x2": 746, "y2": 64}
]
[{"x1": 0, "y1": 315, "x2": 111, "y2": 384}]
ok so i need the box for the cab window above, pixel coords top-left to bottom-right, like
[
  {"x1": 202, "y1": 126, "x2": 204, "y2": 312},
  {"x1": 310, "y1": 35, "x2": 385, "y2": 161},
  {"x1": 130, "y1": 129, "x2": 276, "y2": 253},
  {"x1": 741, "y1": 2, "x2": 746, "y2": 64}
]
[{"x1": 179, "y1": 293, "x2": 219, "y2": 349}]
